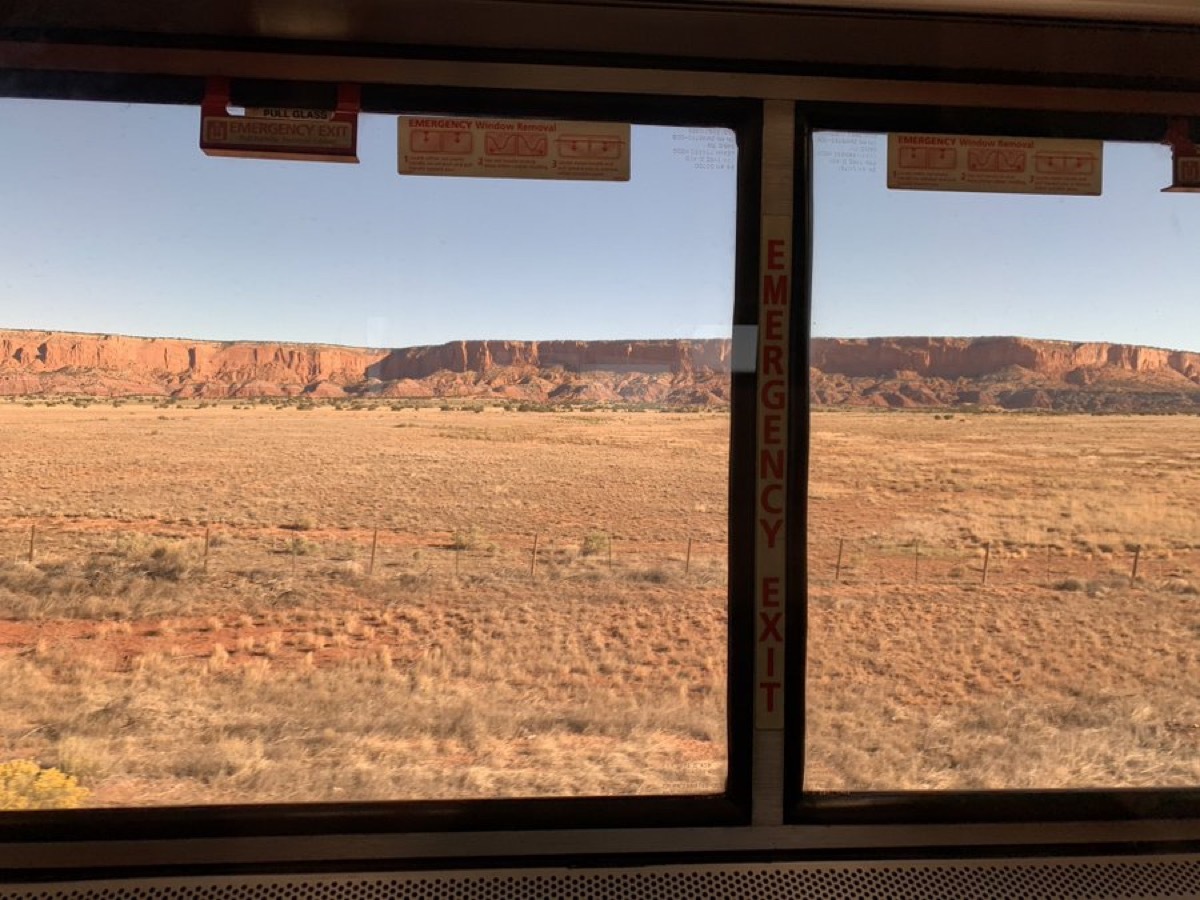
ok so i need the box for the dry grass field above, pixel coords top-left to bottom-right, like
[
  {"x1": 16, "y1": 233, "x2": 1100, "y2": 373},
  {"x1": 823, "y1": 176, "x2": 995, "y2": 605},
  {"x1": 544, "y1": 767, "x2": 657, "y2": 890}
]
[
  {"x1": 807, "y1": 410, "x2": 1200, "y2": 790},
  {"x1": 0, "y1": 401, "x2": 728, "y2": 806},
  {"x1": 1, "y1": 401, "x2": 1197, "y2": 807}
]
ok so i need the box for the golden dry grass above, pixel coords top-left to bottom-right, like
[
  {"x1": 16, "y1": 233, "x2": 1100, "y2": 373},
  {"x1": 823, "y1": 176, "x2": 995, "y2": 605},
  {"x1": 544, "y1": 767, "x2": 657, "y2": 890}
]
[
  {"x1": 807, "y1": 410, "x2": 1200, "y2": 791},
  {"x1": 2, "y1": 402, "x2": 1197, "y2": 805},
  {"x1": 0, "y1": 402, "x2": 728, "y2": 806}
]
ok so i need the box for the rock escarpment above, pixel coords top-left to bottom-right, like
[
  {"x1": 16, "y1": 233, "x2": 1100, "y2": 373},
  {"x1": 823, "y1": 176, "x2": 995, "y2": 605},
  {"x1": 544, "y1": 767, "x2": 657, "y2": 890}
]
[
  {"x1": 810, "y1": 337, "x2": 1200, "y2": 413},
  {"x1": 0, "y1": 330, "x2": 731, "y2": 406},
  {"x1": 4, "y1": 330, "x2": 1199, "y2": 411}
]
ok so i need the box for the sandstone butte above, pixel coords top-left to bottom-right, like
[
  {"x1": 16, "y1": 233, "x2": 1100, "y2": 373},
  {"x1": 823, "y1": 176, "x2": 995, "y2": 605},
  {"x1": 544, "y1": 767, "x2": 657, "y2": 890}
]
[
  {"x1": 0, "y1": 330, "x2": 732, "y2": 406},
  {"x1": 810, "y1": 336, "x2": 1200, "y2": 413},
  {"x1": 2, "y1": 330, "x2": 1199, "y2": 411}
]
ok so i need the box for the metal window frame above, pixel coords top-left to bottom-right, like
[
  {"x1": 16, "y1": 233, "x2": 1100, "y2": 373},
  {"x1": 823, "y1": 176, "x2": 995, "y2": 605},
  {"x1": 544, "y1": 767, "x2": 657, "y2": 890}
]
[
  {"x1": 0, "y1": 72, "x2": 761, "y2": 853},
  {"x1": 1, "y1": 20, "x2": 1200, "y2": 875},
  {"x1": 787, "y1": 103, "x2": 1200, "y2": 834}
]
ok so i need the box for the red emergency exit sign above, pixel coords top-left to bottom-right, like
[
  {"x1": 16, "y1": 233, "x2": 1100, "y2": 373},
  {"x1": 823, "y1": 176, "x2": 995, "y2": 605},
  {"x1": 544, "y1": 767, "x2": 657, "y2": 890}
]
[
  {"x1": 1164, "y1": 155, "x2": 1200, "y2": 192},
  {"x1": 200, "y1": 78, "x2": 360, "y2": 163}
]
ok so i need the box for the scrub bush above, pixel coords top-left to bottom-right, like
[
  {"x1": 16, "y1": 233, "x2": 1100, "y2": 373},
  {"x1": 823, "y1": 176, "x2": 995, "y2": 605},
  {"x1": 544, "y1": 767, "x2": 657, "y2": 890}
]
[{"x1": 0, "y1": 760, "x2": 89, "y2": 810}]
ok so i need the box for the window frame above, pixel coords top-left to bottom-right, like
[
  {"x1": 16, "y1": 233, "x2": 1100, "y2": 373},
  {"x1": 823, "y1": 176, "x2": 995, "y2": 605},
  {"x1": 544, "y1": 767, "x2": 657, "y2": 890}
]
[
  {"x1": 787, "y1": 104, "x2": 1200, "y2": 827},
  {"x1": 0, "y1": 71, "x2": 762, "y2": 842}
]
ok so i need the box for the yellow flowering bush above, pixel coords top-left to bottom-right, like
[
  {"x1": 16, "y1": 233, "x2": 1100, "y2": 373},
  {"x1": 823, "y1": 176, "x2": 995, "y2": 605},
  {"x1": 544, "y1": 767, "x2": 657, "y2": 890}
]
[{"x1": 0, "y1": 760, "x2": 90, "y2": 810}]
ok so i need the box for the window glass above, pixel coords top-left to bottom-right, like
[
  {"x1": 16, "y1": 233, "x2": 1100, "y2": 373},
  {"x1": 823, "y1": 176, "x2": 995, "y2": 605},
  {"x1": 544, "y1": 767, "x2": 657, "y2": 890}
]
[
  {"x1": 808, "y1": 133, "x2": 1200, "y2": 790},
  {"x1": 0, "y1": 100, "x2": 736, "y2": 807}
]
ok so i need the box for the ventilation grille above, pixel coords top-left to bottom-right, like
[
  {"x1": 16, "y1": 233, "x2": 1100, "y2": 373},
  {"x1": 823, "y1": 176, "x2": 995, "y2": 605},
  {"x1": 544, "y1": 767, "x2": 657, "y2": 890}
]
[{"x1": 5, "y1": 857, "x2": 1200, "y2": 900}]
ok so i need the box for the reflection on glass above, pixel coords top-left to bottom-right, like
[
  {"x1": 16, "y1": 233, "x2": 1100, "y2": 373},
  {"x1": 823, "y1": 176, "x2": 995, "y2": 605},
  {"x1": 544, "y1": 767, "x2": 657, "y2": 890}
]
[
  {"x1": 807, "y1": 134, "x2": 1200, "y2": 791},
  {"x1": 0, "y1": 101, "x2": 736, "y2": 807}
]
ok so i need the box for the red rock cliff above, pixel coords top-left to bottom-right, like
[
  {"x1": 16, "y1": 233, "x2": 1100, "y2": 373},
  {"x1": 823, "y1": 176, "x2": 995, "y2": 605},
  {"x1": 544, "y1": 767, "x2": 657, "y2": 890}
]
[
  {"x1": 11, "y1": 329, "x2": 1196, "y2": 410},
  {"x1": 368, "y1": 339, "x2": 730, "y2": 380},
  {"x1": 0, "y1": 330, "x2": 733, "y2": 403},
  {"x1": 810, "y1": 336, "x2": 1200, "y2": 382},
  {"x1": 809, "y1": 336, "x2": 1200, "y2": 412},
  {"x1": 0, "y1": 331, "x2": 387, "y2": 385}
]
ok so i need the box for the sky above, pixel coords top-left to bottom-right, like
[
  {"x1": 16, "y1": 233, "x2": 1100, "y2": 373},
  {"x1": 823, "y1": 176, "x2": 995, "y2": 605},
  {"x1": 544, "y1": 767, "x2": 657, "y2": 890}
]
[
  {"x1": 0, "y1": 99, "x2": 737, "y2": 347},
  {"x1": 813, "y1": 132, "x2": 1200, "y2": 353},
  {"x1": 0, "y1": 98, "x2": 1197, "y2": 353}
]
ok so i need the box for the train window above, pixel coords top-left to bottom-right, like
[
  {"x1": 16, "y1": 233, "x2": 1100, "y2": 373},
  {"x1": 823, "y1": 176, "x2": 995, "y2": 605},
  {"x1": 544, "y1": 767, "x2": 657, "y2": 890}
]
[
  {"x1": 806, "y1": 131, "x2": 1200, "y2": 793},
  {"x1": 0, "y1": 97, "x2": 738, "y2": 808}
]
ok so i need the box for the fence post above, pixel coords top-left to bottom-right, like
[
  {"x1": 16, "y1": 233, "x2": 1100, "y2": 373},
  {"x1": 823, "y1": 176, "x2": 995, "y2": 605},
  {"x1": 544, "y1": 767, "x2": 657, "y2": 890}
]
[
  {"x1": 1045, "y1": 544, "x2": 1052, "y2": 582},
  {"x1": 981, "y1": 542, "x2": 991, "y2": 585},
  {"x1": 834, "y1": 537, "x2": 844, "y2": 583},
  {"x1": 913, "y1": 541, "x2": 920, "y2": 582},
  {"x1": 454, "y1": 546, "x2": 460, "y2": 578},
  {"x1": 203, "y1": 525, "x2": 211, "y2": 574},
  {"x1": 685, "y1": 537, "x2": 692, "y2": 575},
  {"x1": 368, "y1": 528, "x2": 379, "y2": 576},
  {"x1": 607, "y1": 532, "x2": 613, "y2": 570},
  {"x1": 1131, "y1": 545, "x2": 1141, "y2": 585},
  {"x1": 27, "y1": 523, "x2": 36, "y2": 563},
  {"x1": 530, "y1": 533, "x2": 539, "y2": 578}
]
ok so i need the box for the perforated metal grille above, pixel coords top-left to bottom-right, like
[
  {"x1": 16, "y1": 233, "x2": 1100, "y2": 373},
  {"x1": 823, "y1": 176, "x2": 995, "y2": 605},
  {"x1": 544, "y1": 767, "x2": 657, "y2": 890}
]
[{"x1": 4, "y1": 857, "x2": 1200, "y2": 900}]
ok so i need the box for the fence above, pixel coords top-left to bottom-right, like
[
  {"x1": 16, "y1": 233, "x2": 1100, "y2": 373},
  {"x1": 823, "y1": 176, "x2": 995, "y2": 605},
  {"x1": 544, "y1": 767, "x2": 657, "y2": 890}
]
[
  {"x1": 812, "y1": 536, "x2": 1199, "y2": 589},
  {"x1": 7, "y1": 522, "x2": 1196, "y2": 593},
  {"x1": 1, "y1": 520, "x2": 725, "y2": 587}
]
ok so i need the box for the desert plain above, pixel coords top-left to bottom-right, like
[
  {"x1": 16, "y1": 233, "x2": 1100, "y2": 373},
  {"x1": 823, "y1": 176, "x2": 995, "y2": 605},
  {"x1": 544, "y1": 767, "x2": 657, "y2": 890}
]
[
  {"x1": 0, "y1": 399, "x2": 1197, "y2": 807},
  {"x1": 806, "y1": 409, "x2": 1200, "y2": 790},
  {"x1": 0, "y1": 400, "x2": 729, "y2": 806}
]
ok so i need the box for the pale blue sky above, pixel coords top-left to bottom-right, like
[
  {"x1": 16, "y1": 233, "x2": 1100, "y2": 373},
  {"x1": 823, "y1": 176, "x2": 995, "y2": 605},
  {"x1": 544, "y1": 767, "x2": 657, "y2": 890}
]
[
  {"x1": 0, "y1": 99, "x2": 1196, "y2": 354},
  {"x1": 813, "y1": 132, "x2": 1200, "y2": 353},
  {"x1": 0, "y1": 99, "x2": 736, "y2": 347}
]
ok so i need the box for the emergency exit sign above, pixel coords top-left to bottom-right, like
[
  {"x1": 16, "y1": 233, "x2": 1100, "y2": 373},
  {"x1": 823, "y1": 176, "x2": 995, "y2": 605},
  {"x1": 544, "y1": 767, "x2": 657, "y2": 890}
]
[
  {"x1": 888, "y1": 133, "x2": 1102, "y2": 196},
  {"x1": 399, "y1": 116, "x2": 630, "y2": 181},
  {"x1": 1164, "y1": 155, "x2": 1200, "y2": 192},
  {"x1": 200, "y1": 79, "x2": 360, "y2": 163}
]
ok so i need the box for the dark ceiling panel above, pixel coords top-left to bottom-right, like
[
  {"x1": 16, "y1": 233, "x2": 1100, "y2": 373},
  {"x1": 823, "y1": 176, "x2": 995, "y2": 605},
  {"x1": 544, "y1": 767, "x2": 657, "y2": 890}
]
[
  {"x1": 8, "y1": 0, "x2": 1200, "y2": 37},
  {"x1": 537, "y1": 0, "x2": 1200, "y2": 26},
  {"x1": 2, "y1": 1, "x2": 1200, "y2": 89}
]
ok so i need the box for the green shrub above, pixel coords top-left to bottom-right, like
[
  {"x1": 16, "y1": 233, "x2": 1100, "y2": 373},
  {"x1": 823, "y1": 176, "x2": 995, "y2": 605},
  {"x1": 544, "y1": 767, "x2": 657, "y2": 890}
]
[
  {"x1": 628, "y1": 567, "x2": 671, "y2": 584},
  {"x1": 450, "y1": 527, "x2": 493, "y2": 552},
  {"x1": 288, "y1": 537, "x2": 317, "y2": 556},
  {"x1": 0, "y1": 760, "x2": 89, "y2": 810},
  {"x1": 580, "y1": 531, "x2": 610, "y2": 557},
  {"x1": 116, "y1": 535, "x2": 196, "y2": 581}
]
